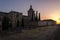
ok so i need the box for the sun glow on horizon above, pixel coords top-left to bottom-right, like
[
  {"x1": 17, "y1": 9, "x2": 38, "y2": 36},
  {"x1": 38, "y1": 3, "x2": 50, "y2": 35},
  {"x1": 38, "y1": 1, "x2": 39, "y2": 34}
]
[
  {"x1": 50, "y1": 17, "x2": 60, "y2": 24},
  {"x1": 56, "y1": 19, "x2": 60, "y2": 24},
  {"x1": 49, "y1": 11, "x2": 60, "y2": 24},
  {"x1": 52, "y1": 19, "x2": 60, "y2": 24}
]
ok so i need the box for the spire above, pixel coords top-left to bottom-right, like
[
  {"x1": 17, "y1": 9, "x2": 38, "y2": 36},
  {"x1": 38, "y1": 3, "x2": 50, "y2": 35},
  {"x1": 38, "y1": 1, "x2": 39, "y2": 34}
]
[
  {"x1": 29, "y1": 5, "x2": 33, "y2": 10},
  {"x1": 28, "y1": 5, "x2": 34, "y2": 12}
]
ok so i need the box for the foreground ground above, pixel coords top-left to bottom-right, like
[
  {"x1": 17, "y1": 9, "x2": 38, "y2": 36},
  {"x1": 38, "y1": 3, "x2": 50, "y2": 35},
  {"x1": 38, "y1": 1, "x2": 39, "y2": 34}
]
[
  {"x1": 1, "y1": 25, "x2": 59, "y2": 40},
  {"x1": 53, "y1": 26, "x2": 60, "y2": 40}
]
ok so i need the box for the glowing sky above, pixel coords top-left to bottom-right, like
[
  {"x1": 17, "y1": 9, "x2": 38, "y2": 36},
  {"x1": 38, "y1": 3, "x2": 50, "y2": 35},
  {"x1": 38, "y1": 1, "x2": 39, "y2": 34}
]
[{"x1": 0, "y1": 0, "x2": 60, "y2": 21}]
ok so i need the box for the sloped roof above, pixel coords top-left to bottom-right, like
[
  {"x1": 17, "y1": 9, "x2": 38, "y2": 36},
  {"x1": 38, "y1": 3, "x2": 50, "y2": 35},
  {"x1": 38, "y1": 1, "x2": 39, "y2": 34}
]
[
  {"x1": 9, "y1": 11, "x2": 22, "y2": 15},
  {"x1": 42, "y1": 19, "x2": 56, "y2": 22},
  {"x1": 0, "y1": 12, "x2": 8, "y2": 16}
]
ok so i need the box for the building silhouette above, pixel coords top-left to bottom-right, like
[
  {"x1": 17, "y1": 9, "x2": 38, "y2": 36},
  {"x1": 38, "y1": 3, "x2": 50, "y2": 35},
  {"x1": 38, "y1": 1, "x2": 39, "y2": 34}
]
[
  {"x1": 28, "y1": 5, "x2": 35, "y2": 21},
  {"x1": 0, "y1": 5, "x2": 56, "y2": 32},
  {"x1": 0, "y1": 5, "x2": 40, "y2": 31}
]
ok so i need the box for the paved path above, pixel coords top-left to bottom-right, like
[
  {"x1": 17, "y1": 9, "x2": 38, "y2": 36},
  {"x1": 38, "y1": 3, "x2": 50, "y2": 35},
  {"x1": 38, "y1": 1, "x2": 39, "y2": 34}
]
[{"x1": 1, "y1": 26, "x2": 58, "y2": 40}]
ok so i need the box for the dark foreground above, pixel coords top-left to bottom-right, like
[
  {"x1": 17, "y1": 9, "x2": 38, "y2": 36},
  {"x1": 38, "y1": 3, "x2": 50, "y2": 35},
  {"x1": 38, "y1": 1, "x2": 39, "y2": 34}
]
[
  {"x1": 0, "y1": 26, "x2": 60, "y2": 40},
  {"x1": 53, "y1": 26, "x2": 60, "y2": 40}
]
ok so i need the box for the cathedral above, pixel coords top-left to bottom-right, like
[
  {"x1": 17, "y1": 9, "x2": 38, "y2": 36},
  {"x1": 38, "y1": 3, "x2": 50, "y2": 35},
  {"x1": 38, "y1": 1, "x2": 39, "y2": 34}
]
[
  {"x1": 0, "y1": 5, "x2": 56, "y2": 32},
  {"x1": 23, "y1": 5, "x2": 40, "y2": 27},
  {"x1": 0, "y1": 5, "x2": 40, "y2": 31}
]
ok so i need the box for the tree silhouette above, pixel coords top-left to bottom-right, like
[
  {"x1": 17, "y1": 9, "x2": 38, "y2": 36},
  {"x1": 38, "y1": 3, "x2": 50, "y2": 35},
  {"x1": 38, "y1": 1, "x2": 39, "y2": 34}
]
[
  {"x1": 35, "y1": 17, "x2": 38, "y2": 21},
  {"x1": 9, "y1": 22, "x2": 12, "y2": 30},
  {"x1": 35, "y1": 12, "x2": 38, "y2": 21},
  {"x1": 2, "y1": 16, "x2": 9, "y2": 31},
  {"x1": 16, "y1": 20, "x2": 19, "y2": 27},
  {"x1": 21, "y1": 18, "x2": 24, "y2": 28},
  {"x1": 31, "y1": 13, "x2": 34, "y2": 21},
  {"x1": 39, "y1": 13, "x2": 40, "y2": 21}
]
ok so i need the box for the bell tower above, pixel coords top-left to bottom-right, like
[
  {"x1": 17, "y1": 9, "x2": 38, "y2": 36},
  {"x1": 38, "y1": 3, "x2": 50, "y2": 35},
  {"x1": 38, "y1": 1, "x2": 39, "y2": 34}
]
[{"x1": 28, "y1": 5, "x2": 35, "y2": 21}]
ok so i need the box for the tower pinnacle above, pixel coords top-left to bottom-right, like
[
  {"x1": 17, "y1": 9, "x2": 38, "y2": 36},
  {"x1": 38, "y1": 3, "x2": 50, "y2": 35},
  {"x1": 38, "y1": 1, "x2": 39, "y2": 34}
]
[{"x1": 30, "y1": 5, "x2": 32, "y2": 9}]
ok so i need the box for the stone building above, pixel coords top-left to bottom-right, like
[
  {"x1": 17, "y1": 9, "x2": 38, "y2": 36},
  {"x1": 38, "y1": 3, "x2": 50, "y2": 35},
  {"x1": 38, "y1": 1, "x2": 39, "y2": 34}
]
[
  {"x1": 0, "y1": 12, "x2": 9, "y2": 31},
  {"x1": 0, "y1": 11, "x2": 23, "y2": 31},
  {"x1": 8, "y1": 11, "x2": 22, "y2": 28},
  {"x1": 23, "y1": 5, "x2": 39, "y2": 27},
  {"x1": 0, "y1": 5, "x2": 40, "y2": 31},
  {"x1": 38, "y1": 19, "x2": 56, "y2": 26},
  {"x1": 28, "y1": 5, "x2": 35, "y2": 21},
  {"x1": 0, "y1": 5, "x2": 56, "y2": 32}
]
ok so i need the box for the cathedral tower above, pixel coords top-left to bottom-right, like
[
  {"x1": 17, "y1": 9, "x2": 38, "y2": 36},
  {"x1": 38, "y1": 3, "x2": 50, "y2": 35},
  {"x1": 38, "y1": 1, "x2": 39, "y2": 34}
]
[{"x1": 28, "y1": 5, "x2": 35, "y2": 21}]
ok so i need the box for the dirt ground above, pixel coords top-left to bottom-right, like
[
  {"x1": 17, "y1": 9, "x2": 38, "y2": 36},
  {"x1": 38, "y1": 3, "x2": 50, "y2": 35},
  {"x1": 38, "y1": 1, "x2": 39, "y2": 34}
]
[{"x1": 1, "y1": 26, "x2": 58, "y2": 40}]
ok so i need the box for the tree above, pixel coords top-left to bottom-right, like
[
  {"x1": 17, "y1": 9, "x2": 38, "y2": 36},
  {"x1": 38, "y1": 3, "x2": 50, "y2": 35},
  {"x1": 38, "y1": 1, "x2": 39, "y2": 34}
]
[
  {"x1": 21, "y1": 18, "x2": 24, "y2": 28},
  {"x1": 9, "y1": 22, "x2": 12, "y2": 30},
  {"x1": 39, "y1": 13, "x2": 40, "y2": 21},
  {"x1": 35, "y1": 11, "x2": 38, "y2": 21},
  {"x1": 2, "y1": 16, "x2": 9, "y2": 31},
  {"x1": 35, "y1": 13, "x2": 38, "y2": 21},
  {"x1": 16, "y1": 20, "x2": 19, "y2": 27}
]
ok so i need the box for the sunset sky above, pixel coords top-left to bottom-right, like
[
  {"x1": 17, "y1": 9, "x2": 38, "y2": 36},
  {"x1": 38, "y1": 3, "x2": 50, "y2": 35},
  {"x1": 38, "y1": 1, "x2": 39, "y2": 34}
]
[{"x1": 0, "y1": 0, "x2": 60, "y2": 23}]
